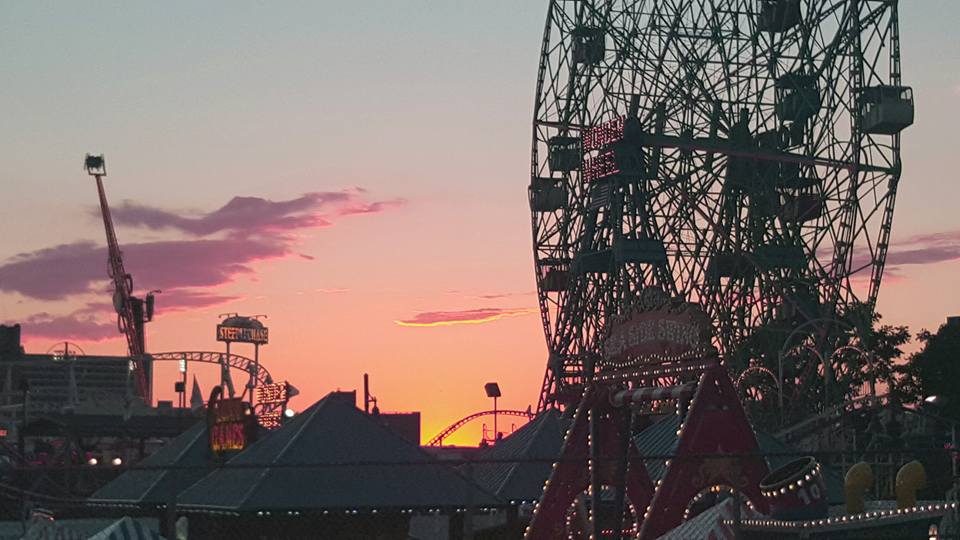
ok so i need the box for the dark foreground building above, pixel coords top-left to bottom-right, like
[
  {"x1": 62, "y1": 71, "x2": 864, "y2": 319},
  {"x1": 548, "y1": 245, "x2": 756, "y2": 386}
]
[{"x1": 92, "y1": 394, "x2": 499, "y2": 539}]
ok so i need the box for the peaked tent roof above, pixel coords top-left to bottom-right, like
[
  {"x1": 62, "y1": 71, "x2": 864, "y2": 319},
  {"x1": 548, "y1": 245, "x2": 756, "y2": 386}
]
[
  {"x1": 90, "y1": 420, "x2": 209, "y2": 506},
  {"x1": 177, "y1": 394, "x2": 500, "y2": 512},
  {"x1": 471, "y1": 409, "x2": 568, "y2": 502}
]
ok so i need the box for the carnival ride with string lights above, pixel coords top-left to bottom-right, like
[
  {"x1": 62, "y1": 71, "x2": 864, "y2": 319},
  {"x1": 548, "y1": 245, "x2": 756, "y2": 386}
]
[{"x1": 524, "y1": 0, "x2": 913, "y2": 537}]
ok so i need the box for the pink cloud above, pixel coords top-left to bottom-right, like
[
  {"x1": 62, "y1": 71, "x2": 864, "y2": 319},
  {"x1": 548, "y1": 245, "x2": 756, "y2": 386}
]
[
  {"x1": 848, "y1": 229, "x2": 960, "y2": 285},
  {"x1": 315, "y1": 288, "x2": 349, "y2": 294},
  {"x1": 1, "y1": 189, "x2": 404, "y2": 303},
  {"x1": 881, "y1": 229, "x2": 960, "y2": 273},
  {"x1": 0, "y1": 239, "x2": 286, "y2": 300},
  {"x1": 474, "y1": 291, "x2": 537, "y2": 300},
  {"x1": 156, "y1": 289, "x2": 240, "y2": 312},
  {"x1": 336, "y1": 198, "x2": 407, "y2": 216},
  {"x1": 395, "y1": 307, "x2": 538, "y2": 327},
  {"x1": 109, "y1": 190, "x2": 403, "y2": 237},
  {"x1": 16, "y1": 310, "x2": 119, "y2": 342},
  {"x1": 12, "y1": 290, "x2": 239, "y2": 343}
]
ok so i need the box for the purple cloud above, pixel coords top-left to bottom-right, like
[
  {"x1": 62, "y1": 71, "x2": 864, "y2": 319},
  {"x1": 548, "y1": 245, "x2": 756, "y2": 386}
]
[
  {"x1": 157, "y1": 289, "x2": 240, "y2": 312},
  {"x1": 12, "y1": 290, "x2": 239, "y2": 343},
  {"x1": 109, "y1": 190, "x2": 403, "y2": 237},
  {"x1": 0, "y1": 239, "x2": 286, "y2": 300},
  {"x1": 1, "y1": 189, "x2": 403, "y2": 304},
  {"x1": 17, "y1": 310, "x2": 119, "y2": 342},
  {"x1": 884, "y1": 230, "x2": 960, "y2": 267}
]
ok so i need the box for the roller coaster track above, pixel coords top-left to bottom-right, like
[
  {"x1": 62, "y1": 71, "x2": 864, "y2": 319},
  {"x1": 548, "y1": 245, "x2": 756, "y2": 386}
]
[
  {"x1": 427, "y1": 409, "x2": 534, "y2": 447},
  {"x1": 777, "y1": 393, "x2": 888, "y2": 443},
  {"x1": 149, "y1": 351, "x2": 274, "y2": 387}
]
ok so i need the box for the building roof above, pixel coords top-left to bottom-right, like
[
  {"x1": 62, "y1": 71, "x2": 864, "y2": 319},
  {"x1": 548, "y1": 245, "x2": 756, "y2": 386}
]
[
  {"x1": 471, "y1": 409, "x2": 568, "y2": 502},
  {"x1": 90, "y1": 420, "x2": 210, "y2": 506},
  {"x1": 177, "y1": 394, "x2": 500, "y2": 512},
  {"x1": 23, "y1": 412, "x2": 197, "y2": 439}
]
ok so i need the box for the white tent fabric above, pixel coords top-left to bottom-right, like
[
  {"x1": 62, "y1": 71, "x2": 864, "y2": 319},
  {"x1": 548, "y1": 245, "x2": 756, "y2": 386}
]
[
  {"x1": 86, "y1": 517, "x2": 164, "y2": 540},
  {"x1": 659, "y1": 499, "x2": 762, "y2": 540}
]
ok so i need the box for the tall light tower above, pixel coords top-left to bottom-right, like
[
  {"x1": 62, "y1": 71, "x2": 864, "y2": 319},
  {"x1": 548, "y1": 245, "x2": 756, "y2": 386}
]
[
  {"x1": 85, "y1": 154, "x2": 156, "y2": 404},
  {"x1": 485, "y1": 382, "x2": 501, "y2": 441}
]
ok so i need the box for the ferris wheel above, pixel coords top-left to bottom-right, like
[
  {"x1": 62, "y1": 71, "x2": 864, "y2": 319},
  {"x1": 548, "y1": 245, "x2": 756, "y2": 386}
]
[{"x1": 529, "y1": 0, "x2": 914, "y2": 412}]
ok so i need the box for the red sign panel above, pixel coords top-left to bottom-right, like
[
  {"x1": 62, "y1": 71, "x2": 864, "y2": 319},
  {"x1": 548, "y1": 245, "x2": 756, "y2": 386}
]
[{"x1": 207, "y1": 387, "x2": 256, "y2": 453}]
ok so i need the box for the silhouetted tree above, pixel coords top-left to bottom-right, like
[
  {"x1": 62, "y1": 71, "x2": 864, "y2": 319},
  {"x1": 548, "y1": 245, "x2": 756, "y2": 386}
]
[
  {"x1": 907, "y1": 321, "x2": 960, "y2": 419},
  {"x1": 732, "y1": 303, "x2": 911, "y2": 431}
]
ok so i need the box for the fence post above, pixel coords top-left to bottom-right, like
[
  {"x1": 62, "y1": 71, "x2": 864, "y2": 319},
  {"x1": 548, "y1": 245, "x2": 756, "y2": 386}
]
[{"x1": 464, "y1": 459, "x2": 474, "y2": 540}]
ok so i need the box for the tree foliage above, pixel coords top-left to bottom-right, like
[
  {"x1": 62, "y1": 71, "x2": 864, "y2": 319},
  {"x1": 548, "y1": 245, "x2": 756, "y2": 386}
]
[
  {"x1": 907, "y1": 321, "x2": 960, "y2": 419},
  {"x1": 732, "y1": 303, "x2": 912, "y2": 431}
]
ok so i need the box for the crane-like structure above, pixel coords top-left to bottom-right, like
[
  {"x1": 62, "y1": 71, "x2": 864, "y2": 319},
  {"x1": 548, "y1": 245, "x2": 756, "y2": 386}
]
[{"x1": 84, "y1": 154, "x2": 155, "y2": 404}]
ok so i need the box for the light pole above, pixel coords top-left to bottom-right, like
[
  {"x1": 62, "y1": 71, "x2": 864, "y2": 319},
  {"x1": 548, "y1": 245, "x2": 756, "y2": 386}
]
[
  {"x1": 830, "y1": 345, "x2": 874, "y2": 399},
  {"x1": 777, "y1": 317, "x2": 856, "y2": 425},
  {"x1": 485, "y1": 382, "x2": 501, "y2": 442}
]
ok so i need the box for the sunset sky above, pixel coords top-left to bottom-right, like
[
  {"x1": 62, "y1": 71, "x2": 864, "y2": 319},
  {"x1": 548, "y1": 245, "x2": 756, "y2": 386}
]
[{"x1": 2, "y1": 1, "x2": 959, "y2": 445}]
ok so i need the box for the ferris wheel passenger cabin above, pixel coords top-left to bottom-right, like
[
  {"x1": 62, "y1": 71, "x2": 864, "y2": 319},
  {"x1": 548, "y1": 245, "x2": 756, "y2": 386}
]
[
  {"x1": 529, "y1": 177, "x2": 567, "y2": 212},
  {"x1": 571, "y1": 26, "x2": 605, "y2": 65},
  {"x1": 758, "y1": 0, "x2": 801, "y2": 33},
  {"x1": 547, "y1": 136, "x2": 581, "y2": 172},
  {"x1": 776, "y1": 72, "x2": 822, "y2": 124},
  {"x1": 861, "y1": 86, "x2": 915, "y2": 135}
]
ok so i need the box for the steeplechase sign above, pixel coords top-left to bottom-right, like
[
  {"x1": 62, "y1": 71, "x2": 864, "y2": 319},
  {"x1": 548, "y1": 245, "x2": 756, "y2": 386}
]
[{"x1": 216, "y1": 323, "x2": 268, "y2": 344}]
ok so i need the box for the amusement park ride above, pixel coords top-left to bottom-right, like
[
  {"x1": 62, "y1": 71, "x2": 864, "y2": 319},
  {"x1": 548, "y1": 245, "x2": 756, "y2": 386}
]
[
  {"x1": 83, "y1": 155, "x2": 292, "y2": 427},
  {"x1": 84, "y1": 155, "x2": 156, "y2": 405},
  {"x1": 524, "y1": 0, "x2": 913, "y2": 538}
]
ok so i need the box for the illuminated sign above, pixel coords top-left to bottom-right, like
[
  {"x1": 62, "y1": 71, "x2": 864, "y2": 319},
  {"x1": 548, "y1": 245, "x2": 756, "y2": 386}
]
[
  {"x1": 582, "y1": 151, "x2": 621, "y2": 182},
  {"x1": 256, "y1": 382, "x2": 290, "y2": 430},
  {"x1": 257, "y1": 382, "x2": 289, "y2": 405},
  {"x1": 216, "y1": 324, "x2": 269, "y2": 344},
  {"x1": 583, "y1": 116, "x2": 626, "y2": 153},
  {"x1": 601, "y1": 290, "x2": 712, "y2": 366},
  {"x1": 207, "y1": 386, "x2": 256, "y2": 454},
  {"x1": 603, "y1": 312, "x2": 706, "y2": 359}
]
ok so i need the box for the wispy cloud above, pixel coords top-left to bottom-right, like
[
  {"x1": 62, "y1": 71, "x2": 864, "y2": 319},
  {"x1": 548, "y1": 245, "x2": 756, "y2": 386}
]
[
  {"x1": 394, "y1": 307, "x2": 538, "y2": 328},
  {"x1": 0, "y1": 191, "x2": 403, "y2": 303},
  {"x1": 17, "y1": 310, "x2": 119, "y2": 342},
  {"x1": 0, "y1": 239, "x2": 286, "y2": 300},
  {"x1": 886, "y1": 230, "x2": 960, "y2": 267},
  {"x1": 446, "y1": 290, "x2": 537, "y2": 300},
  {"x1": 109, "y1": 190, "x2": 404, "y2": 238},
  {"x1": 10, "y1": 289, "x2": 240, "y2": 343},
  {"x1": 849, "y1": 229, "x2": 960, "y2": 286}
]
